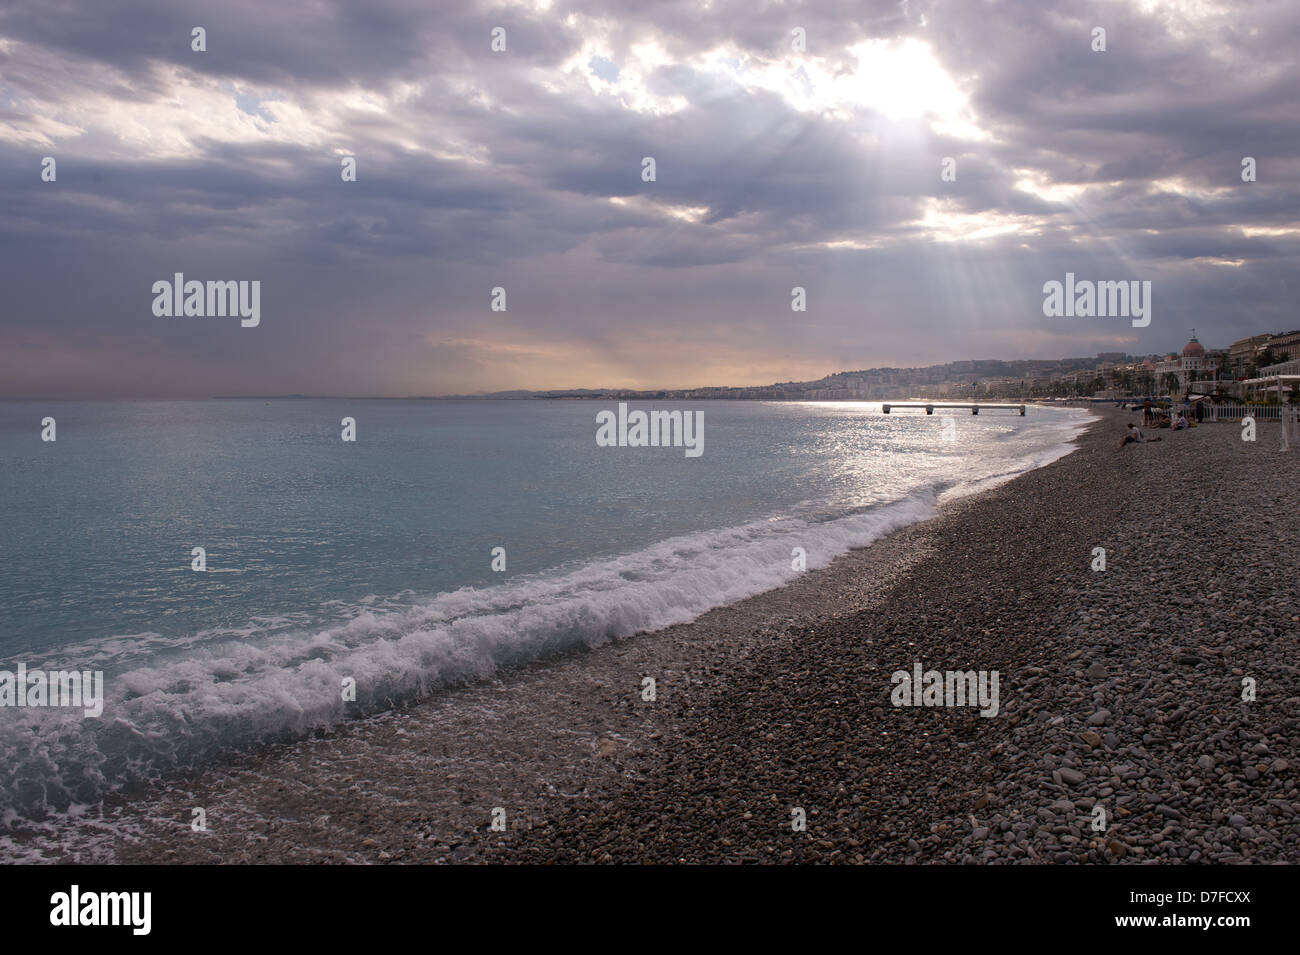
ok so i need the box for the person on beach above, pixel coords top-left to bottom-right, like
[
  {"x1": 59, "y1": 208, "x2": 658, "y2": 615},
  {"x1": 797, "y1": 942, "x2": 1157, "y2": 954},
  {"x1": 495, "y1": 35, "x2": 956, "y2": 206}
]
[
  {"x1": 1195, "y1": 401, "x2": 1205, "y2": 423},
  {"x1": 1143, "y1": 399, "x2": 1153, "y2": 425},
  {"x1": 1118, "y1": 423, "x2": 1160, "y2": 448},
  {"x1": 1173, "y1": 412, "x2": 1189, "y2": 431}
]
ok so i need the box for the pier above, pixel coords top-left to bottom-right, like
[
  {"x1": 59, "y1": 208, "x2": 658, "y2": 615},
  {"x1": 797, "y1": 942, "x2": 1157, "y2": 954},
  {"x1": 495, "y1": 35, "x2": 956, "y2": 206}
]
[{"x1": 882, "y1": 403, "x2": 1026, "y2": 416}]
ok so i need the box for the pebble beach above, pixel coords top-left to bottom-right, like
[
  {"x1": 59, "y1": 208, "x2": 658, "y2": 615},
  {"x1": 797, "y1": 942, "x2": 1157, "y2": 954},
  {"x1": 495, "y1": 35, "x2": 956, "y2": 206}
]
[
  {"x1": 493, "y1": 406, "x2": 1299, "y2": 864},
  {"x1": 9, "y1": 406, "x2": 1296, "y2": 864}
]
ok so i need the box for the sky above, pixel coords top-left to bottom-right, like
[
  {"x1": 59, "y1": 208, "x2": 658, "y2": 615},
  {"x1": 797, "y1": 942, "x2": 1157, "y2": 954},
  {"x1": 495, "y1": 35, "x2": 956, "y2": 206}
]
[{"x1": 1, "y1": 0, "x2": 1297, "y2": 398}]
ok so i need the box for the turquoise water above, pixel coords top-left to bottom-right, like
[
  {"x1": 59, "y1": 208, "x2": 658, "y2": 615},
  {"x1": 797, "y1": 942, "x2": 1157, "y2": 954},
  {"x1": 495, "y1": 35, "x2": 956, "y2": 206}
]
[{"x1": 0, "y1": 398, "x2": 1090, "y2": 815}]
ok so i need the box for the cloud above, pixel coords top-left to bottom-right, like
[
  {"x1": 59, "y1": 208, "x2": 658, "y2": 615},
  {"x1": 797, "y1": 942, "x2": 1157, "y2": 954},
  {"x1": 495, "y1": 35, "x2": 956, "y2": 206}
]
[{"x1": 1, "y1": 0, "x2": 1296, "y2": 397}]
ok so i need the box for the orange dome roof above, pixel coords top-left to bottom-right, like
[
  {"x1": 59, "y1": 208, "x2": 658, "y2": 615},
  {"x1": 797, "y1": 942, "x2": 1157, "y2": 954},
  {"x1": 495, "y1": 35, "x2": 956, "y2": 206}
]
[{"x1": 1182, "y1": 332, "x2": 1205, "y2": 358}]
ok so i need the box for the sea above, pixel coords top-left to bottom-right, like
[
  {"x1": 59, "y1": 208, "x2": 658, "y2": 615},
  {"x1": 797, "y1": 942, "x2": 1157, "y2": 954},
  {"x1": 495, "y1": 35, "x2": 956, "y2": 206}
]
[{"x1": 0, "y1": 398, "x2": 1093, "y2": 821}]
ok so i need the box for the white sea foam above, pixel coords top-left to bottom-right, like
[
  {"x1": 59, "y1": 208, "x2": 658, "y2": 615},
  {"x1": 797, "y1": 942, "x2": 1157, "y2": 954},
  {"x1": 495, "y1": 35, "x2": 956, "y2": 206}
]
[{"x1": 0, "y1": 494, "x2": 938, "y2": 818}]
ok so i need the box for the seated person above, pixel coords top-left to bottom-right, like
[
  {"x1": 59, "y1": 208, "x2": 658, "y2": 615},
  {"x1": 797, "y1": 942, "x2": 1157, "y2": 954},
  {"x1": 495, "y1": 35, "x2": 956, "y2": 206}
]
[{"x1": 1118, "y1": 423, "x2": 1161, "y2": 448}]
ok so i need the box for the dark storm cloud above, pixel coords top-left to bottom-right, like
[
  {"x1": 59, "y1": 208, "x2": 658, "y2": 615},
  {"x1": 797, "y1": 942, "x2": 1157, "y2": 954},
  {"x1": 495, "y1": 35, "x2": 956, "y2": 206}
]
[
  {"x1": 0, "y1": 0, "x2": 1296, "y2": 397},
  {"x1": 0, "y1": 0, "x2": 577, "y2": 87}
]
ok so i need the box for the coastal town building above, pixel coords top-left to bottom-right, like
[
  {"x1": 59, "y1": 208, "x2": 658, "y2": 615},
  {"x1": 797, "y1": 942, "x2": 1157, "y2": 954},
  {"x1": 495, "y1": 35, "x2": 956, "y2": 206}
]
[
  {"x1": 1227, "y1": 331, "x2": 1300, "y2": 379},
  {"x1": 1240, "y1": 359, "x2": 1300, "y2": 402},
  {"x1": 1154, "y1": 332, "x2": 1218, "y2": 395},
  {"x1": 1267, "y1": 330, "x2": 1300, "y2": 362},
  {"x1": 1229, "y1": 334, "x2": 1273, "y2": 378}
]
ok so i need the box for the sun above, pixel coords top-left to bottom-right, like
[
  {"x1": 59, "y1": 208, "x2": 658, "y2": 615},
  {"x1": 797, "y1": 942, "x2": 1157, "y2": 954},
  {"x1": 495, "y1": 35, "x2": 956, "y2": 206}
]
[{"x1": 838, "y1": 38, "x2": 967, "y2": 122}]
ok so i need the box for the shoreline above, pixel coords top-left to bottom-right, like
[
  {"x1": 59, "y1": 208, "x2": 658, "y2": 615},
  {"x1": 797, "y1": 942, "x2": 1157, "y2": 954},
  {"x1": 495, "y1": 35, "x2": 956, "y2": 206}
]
[{"x1": 5, "y1": 407, "x2": 1295, "y2": 863}]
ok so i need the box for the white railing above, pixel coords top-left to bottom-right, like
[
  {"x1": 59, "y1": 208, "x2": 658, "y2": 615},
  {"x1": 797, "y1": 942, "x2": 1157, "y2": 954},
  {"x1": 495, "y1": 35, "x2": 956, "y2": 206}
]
[{"x1": 1201, "y1": 404, "x2": 1285, "y2": 421}]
